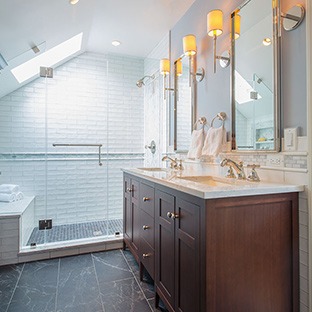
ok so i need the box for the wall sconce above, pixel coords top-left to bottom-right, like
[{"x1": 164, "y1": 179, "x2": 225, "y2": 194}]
[
  {"x1": 182, "y1": 34, "x2": 196, "y2": 85},
  {"x1": 183, "y1": 34, "x2": 197, "y2": 56},
  {"x1": 181, "y1": 34, "x2": 205, "y2": 84},
  {"x1": 207, "y1": 9, "x2": 231, "y2": 73},
  {"x1": 160, "y1": 58, "x2": 174, "y2": 99},
  {"x1": 281, "y1": 4, "x2": 305, "y2": 31}
]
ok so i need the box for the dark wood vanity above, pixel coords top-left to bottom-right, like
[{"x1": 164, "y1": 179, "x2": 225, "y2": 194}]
[{"x1": 123, "y1": 172, "x2": 299, "y2": 312}]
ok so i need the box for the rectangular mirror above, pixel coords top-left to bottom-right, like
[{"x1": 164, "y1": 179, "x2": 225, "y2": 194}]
[
  {"x1": 174, "y1": 56, "x2": 194, "y2": 152},
  {"x1": 231, "y1": 0, "x2": 281, "y2": 152}
]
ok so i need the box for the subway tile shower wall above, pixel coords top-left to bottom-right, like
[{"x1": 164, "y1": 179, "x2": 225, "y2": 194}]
[{"x1": 0, "y1": 52, "x2": 145, "y2": 225}]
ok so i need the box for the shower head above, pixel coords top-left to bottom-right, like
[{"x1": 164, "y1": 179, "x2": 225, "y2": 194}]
[
  {"x1": 136, "y1": 79, "x2": 145, "y2": 88},
  {"x1": 136, "y1": 75, "x2": 155, "y2": 88}
]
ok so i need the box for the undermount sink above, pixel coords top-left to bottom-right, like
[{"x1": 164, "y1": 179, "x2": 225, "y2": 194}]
[
  {"x1": 137, "y1": 167, "x2": 167, "y2": 172},
  {"x1": 177, "y1": 175, "x2": 234, "y2": 187}
]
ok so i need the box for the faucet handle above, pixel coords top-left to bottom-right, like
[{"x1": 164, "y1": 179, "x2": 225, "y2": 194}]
[
  {"x1": 225, "y1": 166, "x2": 236, "y2": 178},
  {"x1": 247, "y1": 164, "x2": 260, "y2": 182}
]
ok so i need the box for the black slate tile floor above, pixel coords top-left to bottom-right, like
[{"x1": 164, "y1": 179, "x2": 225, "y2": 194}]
[{"x1": 0, "y1": 249, "x2": 168, "y2": 312}]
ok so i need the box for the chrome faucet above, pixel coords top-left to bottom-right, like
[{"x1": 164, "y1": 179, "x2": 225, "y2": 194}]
[
  {"x1": 220, "y1": 158, "x2": 246, "y2": 179},
  {"x1": 162, "y1": 155, "x2": 183, "y2": 170}
]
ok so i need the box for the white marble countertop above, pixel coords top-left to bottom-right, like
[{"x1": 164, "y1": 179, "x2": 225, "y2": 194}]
[{"x1": 122, "y1": 165, "x2": 304, "y2": 199}]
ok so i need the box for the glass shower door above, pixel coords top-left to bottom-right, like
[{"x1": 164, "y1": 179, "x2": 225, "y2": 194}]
[{"x1": 43, "y1": 55, "x2": 110, "y2": 246}]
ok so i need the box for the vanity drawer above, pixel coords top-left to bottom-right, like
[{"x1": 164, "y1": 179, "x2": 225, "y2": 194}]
[
  {"x1": 140, "y1": 210, "x2": 154, "y2": 249},
  {"x1": 140, "y1": 183, "x2": 154, "y2": 217},
  {"x1": 140, "y1": 237, "x2": 154, "y2": 279}
]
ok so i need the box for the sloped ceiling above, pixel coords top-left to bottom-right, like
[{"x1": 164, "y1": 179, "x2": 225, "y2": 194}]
[{"x1": 0, "y1": 0, "x2": 195, "y2": 98}]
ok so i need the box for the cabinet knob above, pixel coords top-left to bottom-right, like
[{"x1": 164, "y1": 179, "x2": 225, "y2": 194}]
[
  {"x1": 143, "y1": 253, "x2": 151, "y2": 258},
  {"x1": 127, "y1": 188, "x2": 133, "y2": 192},
  {"x1": 142, "y1": 197, "x2": 150, "y2": 202},
  {"x1": 167, "y1": 212, "x2": 179, "y2": 219},
  {"x1": 142, "y1": 225, "x2": 150, "y2": 230}
]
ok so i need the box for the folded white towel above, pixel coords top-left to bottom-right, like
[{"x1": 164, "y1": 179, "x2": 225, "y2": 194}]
[
  {"x1": 202, "y1": 125, "x2": 226, "y2": 157},
  {"x1": 16, "y1": 192, "x2": 24, "y2": 201},
  {"x1": 187, "y1": 129, "x2": 206, "y2": 159},
  {"x1": 0, "y1": 184, "x2": 20, "y2": 194},
  {"x1": 0, "y1": 193, "x2": 16, "y2": 203}
]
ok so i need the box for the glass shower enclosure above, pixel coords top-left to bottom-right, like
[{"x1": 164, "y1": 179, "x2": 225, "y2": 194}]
[{"x1": 0, "y1": 52, "x2": 145, "y2": 250}]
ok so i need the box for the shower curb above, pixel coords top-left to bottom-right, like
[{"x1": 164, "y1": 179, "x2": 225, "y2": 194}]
[{"x1": 10, "y1": 238, "x2": 123, "y2": 265}]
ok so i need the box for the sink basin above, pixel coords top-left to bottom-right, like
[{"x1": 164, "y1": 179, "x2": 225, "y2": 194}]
[
  {"x1": 177, "y1": 175, "x2": 233, "y2": 187},
  {"x1": 137, "y1": 167, "x2": 167, "y2": 172}
]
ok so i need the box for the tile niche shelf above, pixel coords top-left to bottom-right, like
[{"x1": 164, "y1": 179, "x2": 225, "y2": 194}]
[{"x1": 255, "y1": 126, "x2": 274, "y2": 149}]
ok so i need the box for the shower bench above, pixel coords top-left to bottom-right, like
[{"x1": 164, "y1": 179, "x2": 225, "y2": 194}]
[{"x1": 0, "y1": 196, "x2": 35, "y2": 266}]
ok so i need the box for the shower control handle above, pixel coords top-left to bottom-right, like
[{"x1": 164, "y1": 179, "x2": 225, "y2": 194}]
[{"x1": 144, "y1": 140, "x2": 156, "y2": 154}]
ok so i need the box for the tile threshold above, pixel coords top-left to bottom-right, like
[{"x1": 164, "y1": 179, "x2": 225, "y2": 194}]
[{"x1": 19, "y1": 237, "x2": 123, "y2": 255}]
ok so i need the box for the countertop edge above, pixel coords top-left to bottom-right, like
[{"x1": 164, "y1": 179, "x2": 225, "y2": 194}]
[{"x1": 122, "y1": 168, "x2": 304, "y2": 199}]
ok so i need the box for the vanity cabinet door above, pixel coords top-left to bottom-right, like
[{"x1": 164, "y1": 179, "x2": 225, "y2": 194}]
[
  {"x1": 174, "y1": 198, "x2": 200, "y2": 312},
  {"x1": 124, "y1": 176, "x2": 132, "y2": 244},
  {"x1": 155, "y1": 189, "x2": 175, "y2": 312},
  {"x1": 155, "y1": 190, "x2": 201, "y2": 312},
  {"x1": 123, "y1": 175, "x2": 140, "y2": 258},
  {"x1": 205, "y1": 194, "x2": 299, "y2": 312},
  {"x1": 131, "y1": 179, "x2": 140, "y2": 254}
]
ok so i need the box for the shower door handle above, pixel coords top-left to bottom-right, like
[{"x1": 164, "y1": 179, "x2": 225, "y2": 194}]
[{"x1": 52, "y1": 143, "x2": 103, "y2": 166}]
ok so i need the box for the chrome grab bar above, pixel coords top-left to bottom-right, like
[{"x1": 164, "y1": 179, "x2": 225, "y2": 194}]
[{"x1": 52, "y1": 143, "x2": 103, "y2": 166}]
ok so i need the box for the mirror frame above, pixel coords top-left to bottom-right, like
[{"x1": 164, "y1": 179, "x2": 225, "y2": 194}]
[
  {"x1": 230, "y1": 0, "x2": 281, "y2": 153},
  {"x1": 173, "y1": 54, "x2": 197, "y2": 151}
]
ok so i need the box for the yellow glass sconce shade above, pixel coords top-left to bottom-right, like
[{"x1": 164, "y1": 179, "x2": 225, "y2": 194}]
[
  {"x1": 176, "y1": 60, "x2": 182, "y2": 76},
  {"x1": 207, "y1": 9, "x2": 223, "y2": 37},
  {"x1": 183, "y1": 34, "x2": 197, "y2": 56},
  {"x1": 234, "y1": 14, "x2": 241, "y2": 39},
  {"x1": 160, "y1": 58, "x2": 170, "y2": 76},
  {"x1": 160, "y1": 58, "x2": 174, "y2": 99}
]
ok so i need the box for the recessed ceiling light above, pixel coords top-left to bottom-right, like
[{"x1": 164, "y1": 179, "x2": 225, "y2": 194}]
[
  {"x1": 69, "y1": 0, "x2": 79, "y2": 5},
  {"x1": 262, "y1": 38, "x2": 272, "y2": 46},
  {"x1": 112, "y1": 40, "x2": 121, "y2": 47}
]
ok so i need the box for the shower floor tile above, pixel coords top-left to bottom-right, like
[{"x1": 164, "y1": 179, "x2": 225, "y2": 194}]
[{"x1": 27, "y1": 219, "x2": 123, "y2": 246}]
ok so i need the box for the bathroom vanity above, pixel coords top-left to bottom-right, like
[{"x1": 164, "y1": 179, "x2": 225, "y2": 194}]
[{"x1": 122, "y1": 167, "x2": 303, "y2": 312}]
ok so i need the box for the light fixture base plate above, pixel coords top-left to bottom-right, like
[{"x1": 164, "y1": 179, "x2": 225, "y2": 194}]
[
  {"x1": 196, "y1": 67, "x2": 205, "y2": 82},
  {"x1": 219, "y1": 51, "x2": 230, "y2": 68}
]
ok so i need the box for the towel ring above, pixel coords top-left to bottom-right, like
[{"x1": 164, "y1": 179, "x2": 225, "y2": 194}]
[
  {"x1": 193, "y1": 117, "x2": 207, "y2": 130},
  {"x1": 211, "y1": 112, "x2": 226, "y2": 127}
]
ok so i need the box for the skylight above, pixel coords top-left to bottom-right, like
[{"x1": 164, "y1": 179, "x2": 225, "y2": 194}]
[
  {"x1": 11, "y1": 33, "x2": 83, "y2": 83},
  {"x1": 235, "y1": 70, "x2": 262, "y2": 105}
]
